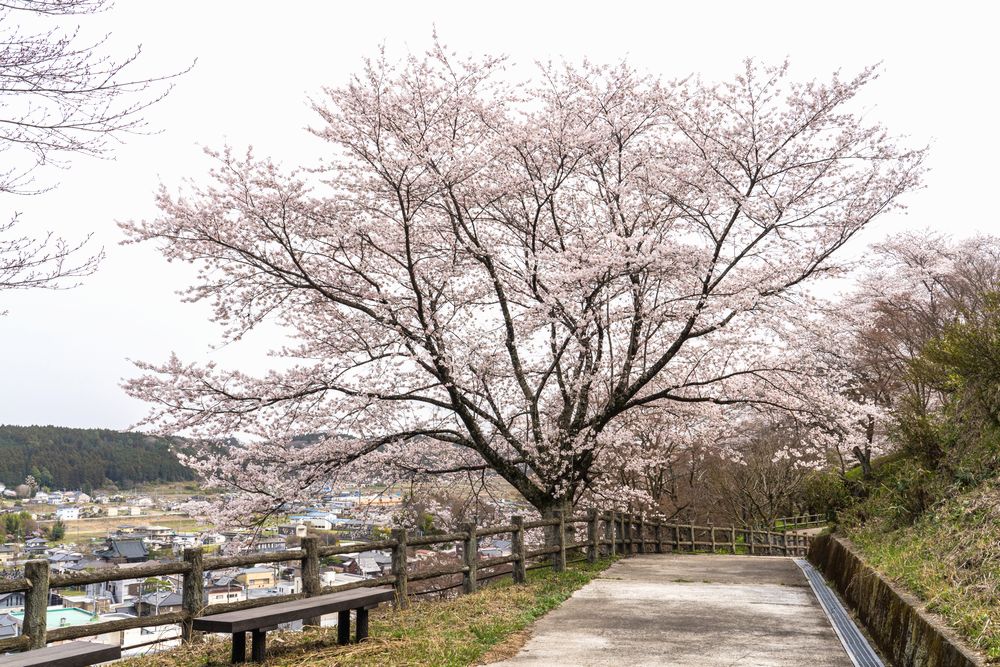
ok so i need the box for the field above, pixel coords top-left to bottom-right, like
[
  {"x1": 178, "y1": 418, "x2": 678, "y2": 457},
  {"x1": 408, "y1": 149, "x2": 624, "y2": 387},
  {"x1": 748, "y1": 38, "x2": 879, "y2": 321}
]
[{"x1": 38, "y1": 513, "x2": 207, "y2": 543}]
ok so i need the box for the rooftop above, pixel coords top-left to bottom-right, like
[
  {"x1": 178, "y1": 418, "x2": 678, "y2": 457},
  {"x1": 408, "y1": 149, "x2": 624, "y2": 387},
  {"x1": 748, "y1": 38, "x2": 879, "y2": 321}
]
[{"x1": 10, "y1": 606, "x2": 97, "y2": 629}]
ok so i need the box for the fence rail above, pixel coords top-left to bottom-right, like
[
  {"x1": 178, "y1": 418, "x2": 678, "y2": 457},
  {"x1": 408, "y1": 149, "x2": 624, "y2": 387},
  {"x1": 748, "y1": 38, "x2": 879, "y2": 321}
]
[
  {"x1": 0, "y1": 509, "x2": 814, "y2": 656},
  {"x1": 773, "y1": 513, "x2": 829, "y2": 531}
]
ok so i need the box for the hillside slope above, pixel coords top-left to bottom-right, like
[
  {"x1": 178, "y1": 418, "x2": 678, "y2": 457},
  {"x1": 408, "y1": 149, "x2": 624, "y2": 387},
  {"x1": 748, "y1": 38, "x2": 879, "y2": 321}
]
[
  {"x1": 844, "y1": 474, "x2": 999, "y2": 660},
  {"x1": 0, "y1": 425, "x2": 193, "y2": 491}
]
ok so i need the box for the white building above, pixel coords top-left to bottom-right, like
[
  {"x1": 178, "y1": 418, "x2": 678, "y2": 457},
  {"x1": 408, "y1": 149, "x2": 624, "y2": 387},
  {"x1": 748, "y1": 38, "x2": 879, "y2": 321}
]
[{"x1": 56, "y1": 507, "x2": 80, "y2": 521}]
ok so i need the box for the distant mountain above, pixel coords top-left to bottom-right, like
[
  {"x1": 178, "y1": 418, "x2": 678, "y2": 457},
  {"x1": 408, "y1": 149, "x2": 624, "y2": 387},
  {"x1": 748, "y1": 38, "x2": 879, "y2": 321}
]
[{"x1": 0, "y1": 425, "x2": 195, "y2": 491}]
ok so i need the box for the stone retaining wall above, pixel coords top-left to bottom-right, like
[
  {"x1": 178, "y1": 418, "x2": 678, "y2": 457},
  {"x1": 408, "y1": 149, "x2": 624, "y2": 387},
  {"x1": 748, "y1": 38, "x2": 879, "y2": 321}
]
[{"x1": 808, "y1": 534, "x2": 984, "y2": 667}]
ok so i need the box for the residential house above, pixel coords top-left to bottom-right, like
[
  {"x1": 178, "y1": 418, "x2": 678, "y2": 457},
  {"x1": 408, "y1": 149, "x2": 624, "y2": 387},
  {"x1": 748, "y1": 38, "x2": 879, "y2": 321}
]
[
  {"x1": 24, "y1": 537, "x2": 48, "y2": 555},
  {"x1": 236, "y1": 567, "x2": 276, "y2": 590},
  {"x1": 205, "y1": 582, "x2": 246, "y2": 606},
  {"x1": 68, "y1": 492, "x2": 92, "y2": 504},
  {"x1": 0, "y1": 544, "x2": 17, "y2": 564},
  {"x1": 135, "y1": 591, "x2": 183, "y2": 617},
  {"x1": 55, "y1": 506, "x2": 80, "y2": 521},
  {"x1": 46, "y1": 549, "x2": 84, "y2": 570},
  {"x1": 343, "y1": 551, "x2": 392, "y2": 578}
]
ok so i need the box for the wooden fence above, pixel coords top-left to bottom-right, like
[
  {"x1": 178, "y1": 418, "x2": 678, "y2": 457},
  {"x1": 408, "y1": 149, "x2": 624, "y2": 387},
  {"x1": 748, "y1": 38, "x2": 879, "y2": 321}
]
[
  {"x1": 772, "y1": 513, "x2": 829, "y2": 531},
  {"x1": 0, "y1": 510, "x2": 813, "y2": 656}
]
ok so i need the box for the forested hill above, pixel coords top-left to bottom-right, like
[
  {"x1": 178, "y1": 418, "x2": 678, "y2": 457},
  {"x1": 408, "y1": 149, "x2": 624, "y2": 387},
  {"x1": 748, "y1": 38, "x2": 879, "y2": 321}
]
[{"x1": 0, "y1": 425, "x2": 194, "y2": 491}]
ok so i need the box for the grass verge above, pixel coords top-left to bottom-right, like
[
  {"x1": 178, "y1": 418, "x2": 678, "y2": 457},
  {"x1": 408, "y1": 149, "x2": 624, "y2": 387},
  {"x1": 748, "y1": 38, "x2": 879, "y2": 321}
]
[
  {"x1": 121, "y1": 558, "x2": 614, "y2": 667},
  {"x1": 845, "y1": 477, "x2": 1000, "y2": 661}
]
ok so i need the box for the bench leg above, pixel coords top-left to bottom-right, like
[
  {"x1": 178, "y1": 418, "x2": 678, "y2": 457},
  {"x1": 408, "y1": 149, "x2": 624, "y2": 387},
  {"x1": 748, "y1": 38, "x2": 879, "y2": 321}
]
[
  {"x1": 337, "y1": 610, "x2": 351, "y2": 645},
  {"x1": 251, "y1": 628, "x2": 267, "y2": 662},
  {"x1": 232, "y1": 631, "x2": 247, "y2": 663},
  {"x1": 356, "y1": 607, "x2": 369, "y2": 642}
]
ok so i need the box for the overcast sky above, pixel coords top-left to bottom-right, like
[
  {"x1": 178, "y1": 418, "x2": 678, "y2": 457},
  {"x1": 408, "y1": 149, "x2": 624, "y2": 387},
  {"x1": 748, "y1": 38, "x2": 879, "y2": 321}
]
[{"x1": 0, "y1": 1, "x2": 995, "y2": 430}]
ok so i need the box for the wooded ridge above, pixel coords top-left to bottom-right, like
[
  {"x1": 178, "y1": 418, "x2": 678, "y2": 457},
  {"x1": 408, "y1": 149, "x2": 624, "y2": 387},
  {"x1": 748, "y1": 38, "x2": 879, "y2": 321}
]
[{"x1": 0, "y1": 425, "x2": 193, "y2": 491}]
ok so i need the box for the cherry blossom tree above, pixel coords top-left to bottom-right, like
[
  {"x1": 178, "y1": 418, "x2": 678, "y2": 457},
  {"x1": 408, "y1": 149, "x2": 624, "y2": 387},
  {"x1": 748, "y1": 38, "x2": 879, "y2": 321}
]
[
  {"x1": 0, "y1": 0, "x2": 186, "y2": 295},
  {"x1": 123, "y1": 44, "x2": 925, "y2": 525},
  {"x1": 815, "y1": 232, "x2": 1000, "y2": 476}
]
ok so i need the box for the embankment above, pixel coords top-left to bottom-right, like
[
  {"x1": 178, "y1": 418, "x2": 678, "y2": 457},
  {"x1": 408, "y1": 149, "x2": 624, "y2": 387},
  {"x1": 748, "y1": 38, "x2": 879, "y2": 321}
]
[{"x1": 809, "y1": 534, "x2": 984, "y2": 667}]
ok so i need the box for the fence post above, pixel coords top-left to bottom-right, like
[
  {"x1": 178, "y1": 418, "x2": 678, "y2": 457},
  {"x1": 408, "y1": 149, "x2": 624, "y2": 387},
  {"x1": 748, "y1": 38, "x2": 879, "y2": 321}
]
[
  {"x1": 781, "y1": 530, "x2": 788, "y2": 557},
  {"x1": 672, "y1": 524, "x2": 680, "y2": 552},
  {"x1": 749, "y1": 527, "x2": 755, "y2": 555},
  {"x1": 511, "y1": 516, "x2": 527, "y2": 583},
  {"x1": 689, "y1": 524, "x2": 695, "y2": 553},
  {"x1": 710, "y1": 523, "x2": 716, "y2": 553},
  {"x1": 461, "y1": 522, "x2": 478, "y2": 593},
  {"x1": 23, "y1": 559, "x2": 49, "y2": 650},
  {"x1": 730, "y1": 526, "x2": 737, "y2": 554},
  {"x1": 637, "y1": 514, "x2": 645, "y2": 554},
  {"x1": 390, "y1": 529, "x2": 409, "y2": 609},
  {"x1": 552, "y1": 510, "x2": 567, "y2": 572},
  {"x1": 181, "y1": 547, "x2": 205, "y2": 642},
  {"x1": 617, "y1": 513, "x2": 625, "y2": 554},
  {"x1": 604, "y1": 512, "x2": 615, "y2": 557},
  {"x1": 587, "y1": 509, "x2": 599, "y2": 563},
  {"x1": 654, "y1": 521, "x2": 663, "y2": 554}
]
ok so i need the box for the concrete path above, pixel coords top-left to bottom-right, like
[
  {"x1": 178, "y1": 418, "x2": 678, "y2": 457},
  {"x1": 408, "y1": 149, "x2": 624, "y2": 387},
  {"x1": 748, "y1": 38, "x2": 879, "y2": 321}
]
[{"x1": 492, "y1": 554, "x2": 852, "y2": 667}]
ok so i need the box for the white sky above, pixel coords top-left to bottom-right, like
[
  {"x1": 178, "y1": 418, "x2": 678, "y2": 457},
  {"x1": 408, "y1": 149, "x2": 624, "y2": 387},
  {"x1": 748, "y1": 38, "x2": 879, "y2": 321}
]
[{"x1": 0, "y1": 0, "x2": 997, "y2": 429}]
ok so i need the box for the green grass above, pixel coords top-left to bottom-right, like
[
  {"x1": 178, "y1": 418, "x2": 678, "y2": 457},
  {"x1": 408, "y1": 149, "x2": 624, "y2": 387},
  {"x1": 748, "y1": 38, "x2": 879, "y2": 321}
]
[
  {"x1": 846, "y1": 477, "x2": 1000, "y2": 661},
  {"x1": 121, "y1": 559, "x2": 615, "y2": 667}
]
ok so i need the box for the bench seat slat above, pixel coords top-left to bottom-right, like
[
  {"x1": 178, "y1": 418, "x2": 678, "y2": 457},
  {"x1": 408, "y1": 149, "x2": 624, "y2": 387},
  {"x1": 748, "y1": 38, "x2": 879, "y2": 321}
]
[
  {"x1": 0, "y1": 641, "x2": 121, "y2": 667},
  {"x1": 193, "y1": 586, "x2": 394, "y2": 634}
]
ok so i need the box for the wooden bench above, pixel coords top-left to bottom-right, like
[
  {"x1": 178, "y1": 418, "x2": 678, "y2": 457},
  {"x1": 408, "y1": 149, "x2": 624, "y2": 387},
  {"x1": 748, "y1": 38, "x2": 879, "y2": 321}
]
[
  {"x1": 192, "y1": 586, "x2": 395, "y2": 663},
  {"x1": 0, "y1": 641, "x2": 121, "y2": 667}
]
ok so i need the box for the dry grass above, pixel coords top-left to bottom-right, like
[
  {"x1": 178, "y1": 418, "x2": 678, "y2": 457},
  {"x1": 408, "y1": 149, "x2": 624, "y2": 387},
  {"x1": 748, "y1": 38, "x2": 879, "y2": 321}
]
[{"x1": 121, "y1": 559, "x2": 612, "y2": 667}]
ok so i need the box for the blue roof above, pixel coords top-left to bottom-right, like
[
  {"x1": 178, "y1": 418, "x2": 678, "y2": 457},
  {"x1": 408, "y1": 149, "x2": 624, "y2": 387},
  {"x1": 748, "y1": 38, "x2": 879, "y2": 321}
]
[{"x1": 11, "y1": 606, "x2": 97, "y2": 629}]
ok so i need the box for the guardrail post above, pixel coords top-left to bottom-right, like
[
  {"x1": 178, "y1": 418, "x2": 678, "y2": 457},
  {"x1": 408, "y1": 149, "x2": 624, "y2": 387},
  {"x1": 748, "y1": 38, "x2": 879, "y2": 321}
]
[
  {"x1": 389, "y1": 529, "x2": 409, "y2": 609},
  {"x1": 654, "y1": 521, "x2": 663, "y2": 554},
  {"x1": 587, "y1": 509, "x2": 599, "y2": 563},
  {"x1": 181, "y1": 547, "x2": 205, "y2": 642},
  {"x1": 461, "y1": 522, "x2": 478, "y2": 593},
  {"x1": 552, "y1": 510, "x2": 567, "y2": 572},
  {"x1": 512, "y1": 516, "x2": 526, "y2": 583},
  {"x1": 23, "y1": 559, "x2": 48, "y2": 650},
  {"x1": 637, "y1": 514, "x2": 645, "y2": 554}
]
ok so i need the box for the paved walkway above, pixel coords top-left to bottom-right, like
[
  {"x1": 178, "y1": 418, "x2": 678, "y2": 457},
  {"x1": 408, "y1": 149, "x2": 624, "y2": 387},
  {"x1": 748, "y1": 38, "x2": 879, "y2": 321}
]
[{"x1": 492, "y1": 554, "x2": 852, "y2": 667}]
